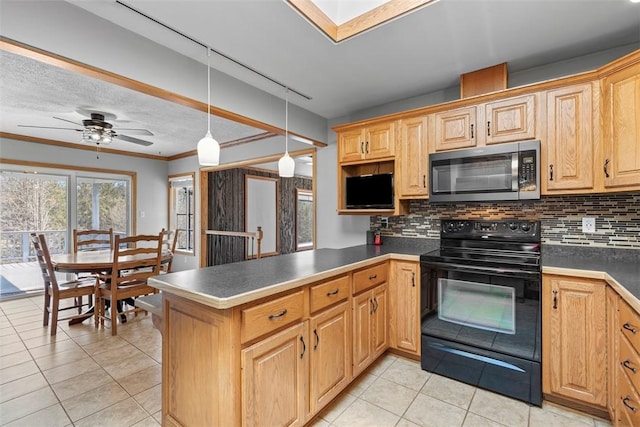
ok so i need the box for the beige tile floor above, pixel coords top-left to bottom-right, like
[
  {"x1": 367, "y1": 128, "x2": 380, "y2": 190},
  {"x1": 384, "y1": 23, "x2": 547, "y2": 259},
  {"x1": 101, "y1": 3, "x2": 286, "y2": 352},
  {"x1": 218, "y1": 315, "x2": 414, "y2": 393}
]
[{"x1": 1, "y1": 295, "x2": 613, "y2": 427}]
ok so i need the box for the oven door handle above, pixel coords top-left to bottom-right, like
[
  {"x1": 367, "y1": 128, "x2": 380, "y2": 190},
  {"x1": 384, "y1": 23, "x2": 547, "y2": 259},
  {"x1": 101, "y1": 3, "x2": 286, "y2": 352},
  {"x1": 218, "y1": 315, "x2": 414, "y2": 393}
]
[{"x1": 421, "y1": 261, "x2": 540, "y2": 279}]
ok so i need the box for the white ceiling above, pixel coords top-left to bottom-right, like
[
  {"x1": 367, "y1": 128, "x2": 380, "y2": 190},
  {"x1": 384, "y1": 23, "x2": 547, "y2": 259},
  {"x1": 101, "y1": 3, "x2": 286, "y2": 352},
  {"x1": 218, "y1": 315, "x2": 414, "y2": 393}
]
[{"x1": 1, "y1": 0, "x2": 639, "y2": 161}]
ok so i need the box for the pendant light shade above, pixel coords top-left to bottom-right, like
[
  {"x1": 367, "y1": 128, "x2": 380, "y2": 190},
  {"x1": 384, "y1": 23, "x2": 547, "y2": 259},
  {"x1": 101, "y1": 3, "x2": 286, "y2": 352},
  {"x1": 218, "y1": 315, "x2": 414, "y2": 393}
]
[
  {"x1": 278, "y1": 88, "x2": 295, "y2": 177},
  {"x1": 197, "y1": 46, "x2": 220, "y2": 166}
]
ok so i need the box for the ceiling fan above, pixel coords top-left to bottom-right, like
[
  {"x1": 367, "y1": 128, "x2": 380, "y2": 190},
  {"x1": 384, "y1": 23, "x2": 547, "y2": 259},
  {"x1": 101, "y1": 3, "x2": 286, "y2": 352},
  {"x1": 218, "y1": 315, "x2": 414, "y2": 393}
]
[{"x1": 17, "y1": 110, "x2": 154, "y2": 146}]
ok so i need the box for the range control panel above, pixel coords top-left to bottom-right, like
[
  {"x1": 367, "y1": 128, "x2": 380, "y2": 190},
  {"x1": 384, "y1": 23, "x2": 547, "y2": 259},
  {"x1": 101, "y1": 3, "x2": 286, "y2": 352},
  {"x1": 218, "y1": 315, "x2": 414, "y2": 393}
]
[{"x1": 441, "y1": 219, "x2": 540, "y2": 240}]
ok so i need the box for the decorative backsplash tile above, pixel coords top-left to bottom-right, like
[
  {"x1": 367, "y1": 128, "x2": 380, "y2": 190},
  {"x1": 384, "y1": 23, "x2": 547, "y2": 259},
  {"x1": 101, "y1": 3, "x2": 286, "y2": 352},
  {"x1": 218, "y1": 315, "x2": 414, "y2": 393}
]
[{"x1": 370, "y1": 192, "x2": 640, "y2": 248}]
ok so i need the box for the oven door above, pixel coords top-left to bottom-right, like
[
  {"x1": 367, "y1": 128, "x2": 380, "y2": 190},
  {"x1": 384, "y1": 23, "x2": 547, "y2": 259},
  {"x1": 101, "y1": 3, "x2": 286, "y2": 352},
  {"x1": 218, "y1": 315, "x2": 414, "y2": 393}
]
[{"x1": 420, "y1": 261, "x2": 541, "y2": 405}]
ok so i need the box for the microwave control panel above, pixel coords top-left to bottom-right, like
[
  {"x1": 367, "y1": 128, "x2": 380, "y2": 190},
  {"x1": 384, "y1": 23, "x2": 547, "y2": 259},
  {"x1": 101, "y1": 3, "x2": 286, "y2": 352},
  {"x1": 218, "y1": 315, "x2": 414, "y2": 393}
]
[{"x1": 519, "y1": 150, "x2": 537, "y2": 192}]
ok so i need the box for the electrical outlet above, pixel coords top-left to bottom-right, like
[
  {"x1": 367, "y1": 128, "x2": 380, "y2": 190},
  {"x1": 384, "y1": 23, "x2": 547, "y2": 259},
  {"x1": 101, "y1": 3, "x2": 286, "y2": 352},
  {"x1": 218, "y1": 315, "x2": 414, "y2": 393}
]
[
  {"x1": 380, "y1": 217, "x2": 389, "y2": 229},
  {"x1": 582, "y1": 217, "x2": 596, "y2": 233}
]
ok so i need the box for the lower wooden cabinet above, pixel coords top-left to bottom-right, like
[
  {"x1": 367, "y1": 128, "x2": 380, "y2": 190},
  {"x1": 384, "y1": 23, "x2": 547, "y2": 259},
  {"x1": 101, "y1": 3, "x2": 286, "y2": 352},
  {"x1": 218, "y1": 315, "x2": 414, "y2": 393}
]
[
  {"x1": 389, "y1": 260, "x2": 420, "y2": 355},
  {"x1": 542, "y1": 274, "x2": 607, "y2": 408},
  {"x1": 242, "y1": 321, "x2": 308, "y2": 427},
  {"x1": 309, "y1": 301, "x2": 351, "y2": 414},
  {"x1": 353, "y1": 283, "x2": 388, "y2": 377}
]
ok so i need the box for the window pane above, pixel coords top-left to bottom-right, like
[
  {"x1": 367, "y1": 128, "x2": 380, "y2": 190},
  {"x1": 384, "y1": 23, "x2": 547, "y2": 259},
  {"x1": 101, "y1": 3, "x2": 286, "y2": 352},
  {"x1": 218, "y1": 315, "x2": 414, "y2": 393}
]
[
  {"x1": 296, "y1": 190, "x2": 313, "y2": 250},
  {"x1": 0, "y1": 170, "x2": 68, "y2": 295},
  {"x1": 76, "y1": 177, "x2": 129, "y2": 234}
]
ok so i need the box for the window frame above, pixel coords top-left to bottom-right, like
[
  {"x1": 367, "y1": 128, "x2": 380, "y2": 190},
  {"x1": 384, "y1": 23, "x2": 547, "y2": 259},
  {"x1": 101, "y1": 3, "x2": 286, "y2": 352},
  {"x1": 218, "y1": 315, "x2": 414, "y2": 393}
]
[
  {"x1": 168, "y1": 172, "x2": 196, "y2": 256},
  {"x1": 295, "y1": 188, "x2": 314, "y2": 251}
]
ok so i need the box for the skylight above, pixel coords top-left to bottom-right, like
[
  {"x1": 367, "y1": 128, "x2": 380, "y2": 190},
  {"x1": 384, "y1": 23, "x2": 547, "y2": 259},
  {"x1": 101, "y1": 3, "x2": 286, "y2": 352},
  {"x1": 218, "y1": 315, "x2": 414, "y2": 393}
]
[{"x1": 287, "y1": 0, "x2": 439, "y2": 42}]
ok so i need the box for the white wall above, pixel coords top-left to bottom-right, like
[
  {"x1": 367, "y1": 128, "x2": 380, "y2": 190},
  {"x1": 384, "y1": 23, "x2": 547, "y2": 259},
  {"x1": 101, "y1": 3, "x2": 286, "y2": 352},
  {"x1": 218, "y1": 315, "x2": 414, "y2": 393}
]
[{"x1": 0, "y1": 136, "x2": 168, "y2": 236}]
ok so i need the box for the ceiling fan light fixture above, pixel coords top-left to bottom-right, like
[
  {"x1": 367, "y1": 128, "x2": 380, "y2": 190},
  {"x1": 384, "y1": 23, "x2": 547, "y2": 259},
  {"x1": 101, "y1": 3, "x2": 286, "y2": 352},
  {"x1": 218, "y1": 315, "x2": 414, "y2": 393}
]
[
  {"x1": 197, "y1": 46, "x2": 220, "y2": 166},
  {"x1": 278, "y1": 88, "x2": 295, "y2": 178}
]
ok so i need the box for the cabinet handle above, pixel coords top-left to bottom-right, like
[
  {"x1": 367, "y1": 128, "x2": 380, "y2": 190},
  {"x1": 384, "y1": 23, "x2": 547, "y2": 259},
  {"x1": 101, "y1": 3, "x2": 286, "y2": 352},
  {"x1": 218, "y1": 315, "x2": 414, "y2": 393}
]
[
  {"x1": 552, "y1": 290, "x2": 558, "y2": 309},
  {"x1": 365, "y1": 141, "x2": 369, "y2": 154},
  {"x1": 604, "y1": 159, "x2": 610, "y2": 178},
  {"x1": 361, "y1": 141, "x2": 365, "y2": 154},
  {"x1": 313, "y1": 328, "x2": 320, "y2": 350},
  {"x1": 549, "y1": 164, "x2": 554, "y2": 181},
  {"x1": 300, "y1": 336, "x2": 306, "y2": 359},
  {"x1": 423, "y1": 175, "x2": 426, "y2": 188},
  {"x1": 623, "y1": 396, "x2": 637, "y2": 413},
  {"x1": 326, "y1": 289, "x2": 339, "y2": 296},
  {"x1": 624, "y1": 322, "x2": 637, "y2": 334},
  {"x1": 373, "y1": 297, "x2": 378, "y2": 313},
  {"x1": 369, "y1": 274, "x2": 377, "y2": 280},
  {"x1": 268, "y1": 309, "x2": 287, "y2": 320},
  {"x1": 412, "y1": 272, "x2": 415, "y2": 287},
  {"x1": 622, "y1": 359, "x2": 637, "y2": 374},
  {"x1": 487, "y1": 121, "x2": 491, "y2": 136},
  {"x1": 470, "y1": 124, "x2": 474, "y2": 139},
  {"x1": 370, "y1": 298, "x2": 375, "y2": 314}
]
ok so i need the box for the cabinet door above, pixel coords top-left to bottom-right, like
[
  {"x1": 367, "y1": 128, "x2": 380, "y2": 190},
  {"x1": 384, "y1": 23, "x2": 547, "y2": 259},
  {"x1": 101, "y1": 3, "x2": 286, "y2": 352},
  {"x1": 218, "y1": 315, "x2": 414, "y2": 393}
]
[
  {"x1": 398, "y1": 116, "x2": 429, "y2": 197},
  {"x1": 607, "y1": 286, "x2": 619, "y2": 421},
  {"x1": 542, "y1": 275, "x2": 607, "y2": 408},
  {"x1": 309, "y1": 301, "x2": 351, "y2": 414},
  {"x1": 352, "y1": 291, "x2": 373, "y2": 377},
  {"x1": 602, "y1": 62, "x2": 640, "y2": 191},
  {"x1": 365, "y1": 121, "x2": 396, "y2": 160},
  {"x1": 242, "y1": 322, "x2": 308, "y2": 427},
  {"x1": 484, "y1": 94, "x2": 536, "y2": 145},
  {"x1": 433, "y1": 106, "x2": 477, "y2": 151},
  {"x1": 544, "y1": 83, "x2": 595, "y2": 192},
  {"x1": 371, "y1": 284, "x2": 388, "y2": 358},
  {"x1": 390, "y1": 261, "x2": 420, "y2": 355},
  {"x1": 338, "y1": 128, "x2": 365, "y2": 163}
]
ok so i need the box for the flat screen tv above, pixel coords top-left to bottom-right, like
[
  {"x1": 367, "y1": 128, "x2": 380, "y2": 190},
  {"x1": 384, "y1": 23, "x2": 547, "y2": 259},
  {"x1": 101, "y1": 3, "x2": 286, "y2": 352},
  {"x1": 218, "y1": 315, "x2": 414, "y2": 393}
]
[{"x1": 346, "y1": 173, "x2": 394, "y2": 209}]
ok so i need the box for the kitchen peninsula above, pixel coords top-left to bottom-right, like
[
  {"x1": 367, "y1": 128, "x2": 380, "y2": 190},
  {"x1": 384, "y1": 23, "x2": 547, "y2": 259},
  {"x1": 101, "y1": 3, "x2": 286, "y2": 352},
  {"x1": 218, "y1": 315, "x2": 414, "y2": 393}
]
[{"x1": 149, "y1": 241, "x2": 639, "y2": 427}]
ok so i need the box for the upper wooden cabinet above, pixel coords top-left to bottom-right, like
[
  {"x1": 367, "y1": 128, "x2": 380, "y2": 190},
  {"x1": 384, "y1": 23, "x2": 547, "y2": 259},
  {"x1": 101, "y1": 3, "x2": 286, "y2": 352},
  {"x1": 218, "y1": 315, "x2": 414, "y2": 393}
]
[
  {"x1": 601, "y1": 60, "x2": 640, "y2": 192},
  {"x1": 484, "y1": 94, "x2": 537, "y2": 144},
  {"x1": 542, "y1": 274, "x2": 607, "y2": 409},
  {"x1": 433, "y1": 106, "x2": 477, "y2": 151},
  {"x1": 542, "y1": 83, "x2": 595, "y2": 193},
  {"x1": 337, "y1": 121, "x2": 396, "y2": 164},
  {"x1": 398, "y1": 116, "x2": 429, "y2": 197}
]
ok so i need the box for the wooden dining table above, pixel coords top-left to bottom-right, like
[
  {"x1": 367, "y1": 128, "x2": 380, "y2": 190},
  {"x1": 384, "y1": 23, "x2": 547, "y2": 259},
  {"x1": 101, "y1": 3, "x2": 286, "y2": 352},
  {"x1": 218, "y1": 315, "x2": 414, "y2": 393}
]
[{"x1": 50, "y1": 249, "x2": 173, "y2": 324}]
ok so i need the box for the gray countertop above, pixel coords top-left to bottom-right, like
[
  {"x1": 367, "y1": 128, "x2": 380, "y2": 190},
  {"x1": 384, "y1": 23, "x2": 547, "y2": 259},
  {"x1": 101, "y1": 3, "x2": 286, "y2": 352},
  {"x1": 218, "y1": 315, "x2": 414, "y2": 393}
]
[{"x1": 150, "y1": 237, "x2": 639, "y2": 309}]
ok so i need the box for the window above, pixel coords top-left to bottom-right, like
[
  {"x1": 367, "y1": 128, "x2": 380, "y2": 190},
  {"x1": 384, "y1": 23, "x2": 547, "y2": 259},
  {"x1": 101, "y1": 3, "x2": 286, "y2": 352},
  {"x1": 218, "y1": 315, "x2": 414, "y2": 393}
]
[
  {"x1": 296, "y1": 189, "x2": 313, "y2": 250},
  {"x1": 169, "y1": 174, "x2": 195, "y2": 254},
  {"x1": 76, "y1": 176, "x2": 130, "y2": 234}
]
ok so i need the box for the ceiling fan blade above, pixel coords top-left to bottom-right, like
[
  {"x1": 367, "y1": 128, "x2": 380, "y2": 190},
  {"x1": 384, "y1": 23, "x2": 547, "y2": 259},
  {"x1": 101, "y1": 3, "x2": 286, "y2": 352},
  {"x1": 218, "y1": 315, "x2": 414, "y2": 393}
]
[
  {"x1": 53, "y1": 117, "x2": 83, "y2": 126},
  {"x1": 112, "y1": 127, "x2": 154, "y2": 136},
  {"x1": 116, "y1": 134, "x2": 154, "y2": 146},
  {"x1": 17, "y1": 125, "x2": 82, "y2": 131}
]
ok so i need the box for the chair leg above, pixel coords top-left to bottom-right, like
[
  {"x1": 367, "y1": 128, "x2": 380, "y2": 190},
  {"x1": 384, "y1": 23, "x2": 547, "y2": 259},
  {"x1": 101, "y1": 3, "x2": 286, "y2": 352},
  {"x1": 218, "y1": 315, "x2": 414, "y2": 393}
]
[
  {"x1": 111, "y1": 297, "x2": 118, "y2": 336},
  {"x1": 43, "y1": 290, "x2": 50, "y2": 327},
  {"x1": 50, "y1": 297, "x2": 59, "y2": 336}
]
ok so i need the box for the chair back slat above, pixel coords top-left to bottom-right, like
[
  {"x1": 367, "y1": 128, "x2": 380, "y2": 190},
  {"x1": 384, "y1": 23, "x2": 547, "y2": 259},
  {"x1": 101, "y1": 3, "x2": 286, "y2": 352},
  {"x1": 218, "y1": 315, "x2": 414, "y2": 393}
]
[
  {"x1": 160, "y1": 228, "x2": 179, "y2": 273},
  {"x1": 30, "y1": 233, "x2": 60, "y2": 293},
  {"x1": 73, "y1": 228, "x2": 114, "y2": 253}
]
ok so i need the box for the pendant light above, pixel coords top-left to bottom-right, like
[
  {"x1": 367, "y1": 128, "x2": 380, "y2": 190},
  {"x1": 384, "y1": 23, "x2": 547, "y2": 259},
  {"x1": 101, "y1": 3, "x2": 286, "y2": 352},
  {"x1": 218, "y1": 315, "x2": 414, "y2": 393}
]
[
  {"x1": 278, "y1": 88, "x2": 295, "y2": 177},
  {"x1": 197, "y1": 46, "x2": 220, "y2": 166}
]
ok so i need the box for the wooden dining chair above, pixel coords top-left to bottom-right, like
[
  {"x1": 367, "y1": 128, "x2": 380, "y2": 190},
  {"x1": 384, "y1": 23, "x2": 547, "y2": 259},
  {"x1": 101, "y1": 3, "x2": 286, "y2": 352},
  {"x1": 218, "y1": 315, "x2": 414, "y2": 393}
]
[
  {"x1": 30, "y1": 233, "x2": 96, "y2": 336},
  {"x1": 73, "y1": 228, "x2": 114, "y2": 253},
  {"x1": 94, "y1": 232, "x2": 163, "y2": 336},
  {"x1": 160, "y1": 228, "x2": 179, "y2": 273}
]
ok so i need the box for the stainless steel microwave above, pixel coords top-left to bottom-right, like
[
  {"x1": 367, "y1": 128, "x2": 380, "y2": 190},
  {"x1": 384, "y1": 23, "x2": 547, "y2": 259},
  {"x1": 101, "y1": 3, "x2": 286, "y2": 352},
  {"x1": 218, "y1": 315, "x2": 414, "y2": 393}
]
[{"x1": 429, "y1": 140, "x2": 540, "y2": 202}]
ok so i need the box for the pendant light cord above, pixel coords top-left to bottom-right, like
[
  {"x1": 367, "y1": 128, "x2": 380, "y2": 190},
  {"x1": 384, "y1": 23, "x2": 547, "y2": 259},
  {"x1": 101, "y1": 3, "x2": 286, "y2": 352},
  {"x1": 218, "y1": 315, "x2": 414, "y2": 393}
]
[
  {"x1": 285, "y1": 87, "x2": 289, "y2": 154},
  {"x1": 207, "y1": 46, "x2": 211, "y2": 133}
]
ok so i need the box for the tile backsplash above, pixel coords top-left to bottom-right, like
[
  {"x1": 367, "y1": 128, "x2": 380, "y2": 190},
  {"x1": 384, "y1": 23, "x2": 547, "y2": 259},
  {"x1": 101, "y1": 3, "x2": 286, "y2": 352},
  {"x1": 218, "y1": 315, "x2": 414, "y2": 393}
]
[{"x1": 371, "y1": 192, "x2": 640, "y2": 248}]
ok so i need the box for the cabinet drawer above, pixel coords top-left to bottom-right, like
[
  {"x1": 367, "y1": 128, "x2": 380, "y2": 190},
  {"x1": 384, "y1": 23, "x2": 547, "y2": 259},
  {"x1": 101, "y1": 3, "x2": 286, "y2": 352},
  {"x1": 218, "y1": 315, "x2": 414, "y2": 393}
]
[
  {"x1": 620, "y1": 301, "x2": 640, "y2": 354},
  {"x1": 620, "y1": 335, "x2": 640, "y2": 391},
  {"x1": 241, "y1": 290, "x2": 305, "y2": 343},
  {"x1": 618, "y1": 366, "x2": 640, "y2": 426},
  {"x1": 310, "y1": 275, "x2": 349, "y2": 313},
  {"x1": 353, "y1": 263, "x2": 388, "y2": 295}
]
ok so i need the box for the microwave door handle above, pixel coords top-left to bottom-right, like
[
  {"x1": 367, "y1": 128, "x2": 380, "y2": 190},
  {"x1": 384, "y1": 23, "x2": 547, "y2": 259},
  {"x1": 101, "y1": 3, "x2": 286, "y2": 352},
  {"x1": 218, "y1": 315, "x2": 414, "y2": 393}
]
[{"x1": 512, "y1": 153, "x2": 519, "y2": 191}]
